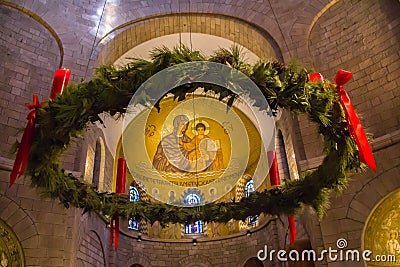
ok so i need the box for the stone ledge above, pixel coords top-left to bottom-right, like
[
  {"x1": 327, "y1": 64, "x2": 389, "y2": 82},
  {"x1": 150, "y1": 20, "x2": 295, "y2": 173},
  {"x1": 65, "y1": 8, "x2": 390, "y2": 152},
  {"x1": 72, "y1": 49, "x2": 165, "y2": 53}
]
[
  {"x1": 372, "y1": 129, "x2": 400, "y2": 151},
  {"x1": 0, "y1": 156, "x2": 81, "y2": 177},
  {"x1": 0, "y1": 157, "x2": 13, "y2": 171},
  {"x1": 299, "y1": 129, "x2": 400, "y2": 171}
]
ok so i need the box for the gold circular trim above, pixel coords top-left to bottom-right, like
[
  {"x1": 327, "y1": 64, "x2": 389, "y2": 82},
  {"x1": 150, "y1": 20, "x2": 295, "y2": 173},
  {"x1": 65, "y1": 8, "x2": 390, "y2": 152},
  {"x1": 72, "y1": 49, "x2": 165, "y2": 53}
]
[{"x1": 0, "y1": 218, "x2": 25, "y2": 266}]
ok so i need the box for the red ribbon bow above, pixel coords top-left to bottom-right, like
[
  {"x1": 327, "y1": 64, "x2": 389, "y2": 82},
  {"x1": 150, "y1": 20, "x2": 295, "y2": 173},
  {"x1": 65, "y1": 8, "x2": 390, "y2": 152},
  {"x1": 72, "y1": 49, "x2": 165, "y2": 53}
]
[
  {"x1": 334, "y1": 70, "x2": 376, "y2": 172},
  {"x1": 309, "y1": 71, "x2": 376, "y2": 172},
  {"x1": 10, "y1": 95, "x2": 41, "y2": 186}
]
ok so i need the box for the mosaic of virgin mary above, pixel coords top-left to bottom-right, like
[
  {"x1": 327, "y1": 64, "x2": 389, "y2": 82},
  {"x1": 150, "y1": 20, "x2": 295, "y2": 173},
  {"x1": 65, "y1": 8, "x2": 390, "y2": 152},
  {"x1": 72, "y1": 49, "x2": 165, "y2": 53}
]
[{"x1": 152, "y1": 115, "x2": 223, "y2": 173}]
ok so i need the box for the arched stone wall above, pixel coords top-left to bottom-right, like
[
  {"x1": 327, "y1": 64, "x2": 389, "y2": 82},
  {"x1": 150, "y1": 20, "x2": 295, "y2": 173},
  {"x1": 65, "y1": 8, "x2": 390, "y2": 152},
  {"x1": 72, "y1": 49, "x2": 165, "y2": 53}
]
[
  {"x1": 112, "y1": 216, "x2": 281, "y2": 267},
  {"x1": 179, "y1": 254, "x2": 213, "y2": 267},
  {"x1": 125, "y1": 253, "x2": 152, "y2": 267},
  {"x1": 94, "y1": 13, "x2": 281, "y2": 68},
  {"x1": 314, "y1": 141, "x2": 400, "y2": 267},
  {"x1": 0, "y1": 196, "x2": 37, "y2": 266},
  {"x1": 0, "y1": 4, "x2": 61, "y2": 158},
  {"x1": 77, "y1": 125, "x2": 114, "y2": 192},
  {"x1": 77, "y1": 230, "x2": 107, "y2": 267},
  {"x1": 308, "y1": 0, "x2": 400, "y2": 138},
  {"x1": 296, "y1": 0, "x2": 400, "y2": 166}
]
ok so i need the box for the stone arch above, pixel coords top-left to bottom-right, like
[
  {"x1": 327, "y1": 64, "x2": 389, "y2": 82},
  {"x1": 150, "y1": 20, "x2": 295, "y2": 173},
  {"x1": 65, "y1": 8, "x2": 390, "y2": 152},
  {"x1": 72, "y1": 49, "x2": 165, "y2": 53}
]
[
  {"x1": 125, "y1": 253, "x2": 152, "y2": 267},
  {"x1": 0, "y1": 3, "x2": 62, "y2": 157},
  {"x1": 83, "y1": 133, "x2": 106, "y2": 188},
  {"x1": 94, "y1": 13, "x2": 282, "y2": 68},
  {"x1": 307, "y1": 0, "x2": 400, "y2": 138},
  {"x1": 347, "y1": 167, "x2": 400, "y2": 224},
  {"x1": 275, "y1": 111, "x2": 300, "y2": 180},
  {"x1": 0, "y1": 196, "x2": 38, "y2": 250},
  {"x1": 178, "y1": 254, "x2": 213, "y2": 267},
  {"x1": 0, "y1": 1, "x2": 64, "y2": 67},
  {"x1": 77, "y1": 230, "x2": 107, "y2": 267},
  {"x1": 92, "y1": 137, "x2": 106, "y2": 191},
  {"x1": 243, "y1": 257, "x2": 264, "y2": 267},
  {"x1": 276, "y1": 130, "x2": 290, "y2": 181}
]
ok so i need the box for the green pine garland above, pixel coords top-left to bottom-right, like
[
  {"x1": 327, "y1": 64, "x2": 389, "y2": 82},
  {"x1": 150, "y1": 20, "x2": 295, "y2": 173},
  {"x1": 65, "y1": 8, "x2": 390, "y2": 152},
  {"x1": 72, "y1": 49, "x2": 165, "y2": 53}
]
[{"x1": 24, "y1": 46, "x2": 364, "y2": 226}]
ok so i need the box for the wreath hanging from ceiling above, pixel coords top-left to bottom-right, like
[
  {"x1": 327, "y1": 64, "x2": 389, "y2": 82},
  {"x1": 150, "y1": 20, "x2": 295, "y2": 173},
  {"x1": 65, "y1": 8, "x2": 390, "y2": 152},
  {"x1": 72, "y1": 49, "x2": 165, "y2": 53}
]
[{"x1": 10, "y1": 46, "x2": 376, "y2": 227}]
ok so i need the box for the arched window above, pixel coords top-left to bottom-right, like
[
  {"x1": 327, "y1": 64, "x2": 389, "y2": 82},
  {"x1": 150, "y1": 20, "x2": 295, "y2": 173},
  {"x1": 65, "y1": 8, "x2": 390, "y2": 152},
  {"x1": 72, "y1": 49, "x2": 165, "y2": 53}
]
[
  {"x1": 245, "y1": 180, "x2": 258, "y2": 225},
  {"x1": 245, "y1": 180, "x2": 255, "y2": 197},
  {"x1": 128, "y1": 185, "x2": 140, "y2": 230},
  {"x1": 92, "y1": 140, "x2": 102, "y2": 188},
  {"x1": 277, "y1": 130, "x2": 290, "y2": 181},
  {"x1": 184, "y1": 193, "x2": 203, "y2": 234},
  {"x1": 130, "y1": 186, "x2": 140, "y2": 202}
]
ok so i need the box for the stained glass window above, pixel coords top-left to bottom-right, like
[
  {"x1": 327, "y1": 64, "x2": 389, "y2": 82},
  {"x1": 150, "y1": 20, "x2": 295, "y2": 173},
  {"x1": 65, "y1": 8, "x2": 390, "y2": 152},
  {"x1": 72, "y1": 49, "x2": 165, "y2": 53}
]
[
  {"x1": 130, "y1": 186, "x2": 140, "y2": 202},
  {"x1": 245, "y1": 180, "x2": 255, "y2": 197},
  {"x1": 184, "y1": 193, "x2": 203, "y2": 234},
  {"x1": 245, "y1": 180, "x2": 258, "y2": 225},
  {"x1": 128, "y1": 185, "x2": 140, "y2": 230}
]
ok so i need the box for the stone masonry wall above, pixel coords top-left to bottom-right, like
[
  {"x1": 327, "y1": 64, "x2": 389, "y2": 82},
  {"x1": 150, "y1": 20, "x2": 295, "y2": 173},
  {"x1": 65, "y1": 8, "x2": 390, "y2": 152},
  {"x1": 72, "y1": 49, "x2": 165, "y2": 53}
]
[
  {"x1": 308, "y1": 0, "x2": 400, "y2": 139},
  {"x1": 110, "y1": 218, "x2": 283, "y2": 267},
  {"x1": 0, "y1": 5, "x2": 61, "y2": 159},
  {"x1": 294, "y1": 1, "x2": 400, "y2": 266},
  {"x1": 1, "y1": 0, "x2": 399, "y2": 266}
]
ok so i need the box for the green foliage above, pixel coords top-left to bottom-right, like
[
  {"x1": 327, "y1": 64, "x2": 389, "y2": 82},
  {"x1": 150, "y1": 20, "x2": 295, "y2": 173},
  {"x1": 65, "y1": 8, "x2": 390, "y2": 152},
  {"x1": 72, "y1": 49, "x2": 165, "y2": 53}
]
[{"x1": 22, "y1": 45, "x2": 365, "y2": 226}]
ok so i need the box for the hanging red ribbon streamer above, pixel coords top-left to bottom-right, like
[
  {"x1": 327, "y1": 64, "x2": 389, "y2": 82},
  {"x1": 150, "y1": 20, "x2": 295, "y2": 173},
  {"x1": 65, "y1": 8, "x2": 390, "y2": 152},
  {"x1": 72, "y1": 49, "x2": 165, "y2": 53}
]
[
  {"x1": 111, "y1": 158, "x2": 127, "y2": 250},
  {"x1": 309, "y1": 71, "x2": 376, "y2": 172},
  {"x1": 288, "y1": 215, "x2": 296, "y2": 245},
  {"x1": 9, "y1": 95, "x2": 41, "y2": 186},
  {"x1": 334, "y1": 70, "x2": 376, "y2": 172},
  {"x1": 10, "y1": 69, "x2": 71, "y2": 187},
  {"x1": 110, "y1": 220, "x2": 114, "y2": 246},
  {"x1": 267, "y1": 151, "x2": 296, "y2": 245}
]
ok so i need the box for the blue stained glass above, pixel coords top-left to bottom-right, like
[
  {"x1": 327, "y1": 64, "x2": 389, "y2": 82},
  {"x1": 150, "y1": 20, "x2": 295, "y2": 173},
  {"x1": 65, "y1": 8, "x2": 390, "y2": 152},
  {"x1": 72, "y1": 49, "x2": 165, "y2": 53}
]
[
  {"x1": 185, "y1": 193, "x2": 201, "y2": 205},
  {"x1": 129, "y1": 185, "x2": 140, "y2": 230},
  {"x1": 184, "y1": 193, "x2": 203, "y2": 234},
  {"x1": 245, "y1": 180, "x2": 258, "y2": 225},
  {"x1": 128, "y1": 218, "x2": 139, "y2": 230},
  {"x1": 185, "y1": 220, "x2": 203, "y2": 234},
  {"x1": 248, "y1": 215, "x2": 258, "y2": 225},
  {"x1": 245, "y1": 180, "x2": 255, "y2": 197},
  {"x1": 130, "y1": 186, "x2": 140, "y2": 202}
]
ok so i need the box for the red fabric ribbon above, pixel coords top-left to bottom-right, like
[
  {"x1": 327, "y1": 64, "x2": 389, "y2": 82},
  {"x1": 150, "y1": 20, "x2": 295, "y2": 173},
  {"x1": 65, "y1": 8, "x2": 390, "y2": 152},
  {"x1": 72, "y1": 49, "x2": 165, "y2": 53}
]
[
  {"x1": 110, "y1": 220, "x2": 114, "y2": 246},
  {"x1": 268, "y1": 150, "x2": 296, "y2": 244},
  {"x1": 10, "y1": 95, "x2": 41, "y2": 187},
  {"x1": 334, "y1": 70, "x2": 376, "y2": 172},
  {"x1": 110, "y1": 158, "x2": 127, "y2": 250},
  {"x1": 110, "y1": 217, "x2": 119, "y2": 249},
  {"x1": 288, "y1": 215, "x2": 296, "y2": 245},
  {"x1": 309, "y1": 71, "x2": 376, "y2": 172}
]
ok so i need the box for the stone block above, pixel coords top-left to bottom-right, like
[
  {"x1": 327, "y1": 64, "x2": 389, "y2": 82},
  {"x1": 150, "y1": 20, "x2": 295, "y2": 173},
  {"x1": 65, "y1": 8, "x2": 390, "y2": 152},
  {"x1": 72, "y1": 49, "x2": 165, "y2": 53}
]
[
  {"x1": 21, "y1": 235, "x2": 39, "y2": 249},
  {"x1": 0, "y1": 200, "x2": 19, "y2": 221}
]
